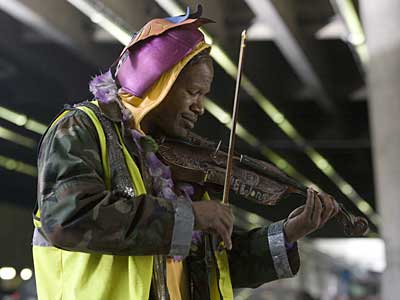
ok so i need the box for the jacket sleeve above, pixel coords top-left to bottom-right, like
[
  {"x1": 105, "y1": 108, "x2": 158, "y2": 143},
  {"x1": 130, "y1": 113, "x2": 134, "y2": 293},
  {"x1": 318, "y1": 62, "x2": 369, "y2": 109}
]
[
  {"x1": 37, "y1": 109, "x2": 194, "y2": 256},
  {"x1": 228, "y1": 221, "x2": 300, "y2": 288}
]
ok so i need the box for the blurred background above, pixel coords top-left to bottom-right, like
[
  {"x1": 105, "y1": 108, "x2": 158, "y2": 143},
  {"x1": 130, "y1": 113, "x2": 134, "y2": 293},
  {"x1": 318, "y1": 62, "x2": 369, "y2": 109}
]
[{"x1": 0, "y1": 0, "x2": 399, "y2": 299}]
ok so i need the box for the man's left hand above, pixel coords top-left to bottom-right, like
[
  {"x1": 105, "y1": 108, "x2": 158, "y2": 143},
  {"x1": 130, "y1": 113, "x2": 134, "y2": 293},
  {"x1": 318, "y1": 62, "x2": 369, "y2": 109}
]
[{"x1": 283, "y1": 188, "x2": 340, "y2": 243}]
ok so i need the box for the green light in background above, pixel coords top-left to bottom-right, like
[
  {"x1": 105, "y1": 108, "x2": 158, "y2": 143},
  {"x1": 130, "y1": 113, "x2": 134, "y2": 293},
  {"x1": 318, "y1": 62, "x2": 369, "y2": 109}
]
[
  {"x1": 332, "y1": 0, "x2": 369, "y2": 66},
  {"x1": 356, "y1": 44, "x2": 369, "y2": 67},
  {"x1": 25, "y1": 119, "x2": 47, "y2": 135},
  {"x1": 322, "y1": 163, "x2": 334, "y2": 175},
  {"x1": 271, "y1": 112, "x2": 285, "y2": 124},
  {"x1": 236, "y1": 124, "x2": 259, "y2": 147},
  {"x1": 199, "y1": 29, "x2": 214, "y2": 46},
  {"x1": 5, "y1": 159, "x2": 17, "y2": 170},
  {"x1": 340, "y1": 183, "x2": 354, "y2": 196},
  {"x1": 0, "y1": 155, "x2": 37, "y2": 177},
  {"x1": 14, "y1": 115, "x2": 28, "y2": 126},
  {"x1": 276, "y1": 159, "x2": 288, "y2": 170},
  {"x1": 0, "y1": 105, "x2": 46, "y2": 134},
  {"x1": 316, "y1": 157, "x2": 329, "y2": 170},
  {"x1": 231, "y1": 204, "x2": 270, "y2": 228},
  {"x1": 247, "y1": 213, "x2": 263, "y2": 224},
  {"x1": 357, "y1": 201, "x2": 373, "y2": 215},
  {"x1": 370, "y1": 215, "x2": 381, "y2": 228},
  {"x1": 210, "y1": 45, "x2": 238, "y2": 78},
  {"x1": 279, "y1": 120, "x2": 302, "y2": 142},
  {"x1": 338, "y1": 0, "x2": 365, "y2": 44},
  {"x1": 241, "y1": 78, "x2": 305, "y2": 144},
  {"x1": 259, "y1": 145, "x2": 312, "y2": 186},
  {"x1": 203, "y1": 99, "x2": 231, "y2": 124},
  {"x1": 0, "y1": 106, "x2": 22, "y2": 124},
  {"x1": 0, "y1": 126, "x2": 36, "y2": 149}
]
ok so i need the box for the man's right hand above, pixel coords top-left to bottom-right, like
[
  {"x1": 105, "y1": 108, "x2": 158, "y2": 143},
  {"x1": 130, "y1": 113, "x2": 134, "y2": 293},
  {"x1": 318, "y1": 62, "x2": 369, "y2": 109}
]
[{"x1": 191, "y1": 200, "x2": 234, "y2": 250}]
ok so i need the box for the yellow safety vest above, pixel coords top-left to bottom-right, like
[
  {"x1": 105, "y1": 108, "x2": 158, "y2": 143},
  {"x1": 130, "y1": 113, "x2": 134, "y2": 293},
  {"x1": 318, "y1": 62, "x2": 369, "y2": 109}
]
[{"x1": 33, "y1": 103, "x2": 233, "y2": 300}]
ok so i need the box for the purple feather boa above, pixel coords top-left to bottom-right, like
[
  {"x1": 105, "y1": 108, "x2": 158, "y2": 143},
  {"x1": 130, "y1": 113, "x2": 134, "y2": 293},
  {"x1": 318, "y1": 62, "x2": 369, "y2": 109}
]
[
  {"x1": 89, "y1": 70, "x2": 118, "y2": 104},
  {"x1": 131, "y1": 130, "x2": 202, "y2": 261},
  {"x1": 88, "y1": 70, "x2": 133, "y2": 122}
]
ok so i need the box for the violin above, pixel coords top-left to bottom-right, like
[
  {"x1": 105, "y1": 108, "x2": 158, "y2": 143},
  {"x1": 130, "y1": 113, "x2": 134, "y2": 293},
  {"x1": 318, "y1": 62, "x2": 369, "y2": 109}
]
[{"x1": 157, "y1": 132, "x2": 369, "y2": 237}]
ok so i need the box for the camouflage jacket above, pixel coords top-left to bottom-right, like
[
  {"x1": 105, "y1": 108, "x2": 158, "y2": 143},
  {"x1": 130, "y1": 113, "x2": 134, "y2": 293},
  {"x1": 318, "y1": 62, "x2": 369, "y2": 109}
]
[{"x1": 34, "y1": 100, "x2": 300, "y2": 298}]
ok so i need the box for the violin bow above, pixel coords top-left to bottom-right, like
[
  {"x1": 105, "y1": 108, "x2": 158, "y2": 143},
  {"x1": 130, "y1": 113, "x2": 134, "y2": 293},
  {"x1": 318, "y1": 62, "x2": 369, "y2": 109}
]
[{"x1": 222, "y1": 30, "x2": 247, "y2": 205}]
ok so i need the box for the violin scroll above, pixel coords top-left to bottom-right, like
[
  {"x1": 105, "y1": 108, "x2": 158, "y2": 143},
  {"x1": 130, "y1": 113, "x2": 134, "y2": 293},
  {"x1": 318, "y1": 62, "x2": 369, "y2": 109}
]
[{"x1": 336, "y1": 204, "x2": 369, "y2": 236}]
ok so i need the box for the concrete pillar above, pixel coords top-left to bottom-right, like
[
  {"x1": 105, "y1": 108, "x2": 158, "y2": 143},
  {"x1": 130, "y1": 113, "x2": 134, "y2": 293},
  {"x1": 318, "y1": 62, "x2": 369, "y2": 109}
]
[{"x1": 360, "y1": 1, "x2": 400, "y2": 299}]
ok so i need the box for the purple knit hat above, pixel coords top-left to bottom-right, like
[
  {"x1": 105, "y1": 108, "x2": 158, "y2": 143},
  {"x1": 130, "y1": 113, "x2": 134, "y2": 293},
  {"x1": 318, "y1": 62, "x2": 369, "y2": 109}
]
[{"x1": 116, "y1": 6, "x2": 213, "y2": 98}]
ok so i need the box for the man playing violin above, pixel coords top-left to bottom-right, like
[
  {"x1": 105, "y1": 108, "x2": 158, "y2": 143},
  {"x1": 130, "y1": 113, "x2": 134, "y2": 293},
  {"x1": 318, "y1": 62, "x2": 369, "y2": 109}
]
[{"x1": 32, "y1": 7, "x2": 340, "y2": 300}]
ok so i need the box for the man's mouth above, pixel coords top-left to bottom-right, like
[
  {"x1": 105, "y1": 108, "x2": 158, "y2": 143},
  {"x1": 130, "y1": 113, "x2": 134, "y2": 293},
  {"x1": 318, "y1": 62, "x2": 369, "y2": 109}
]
[{"x1": 181, "y1": 114, "x2": 197, "y2": 129}]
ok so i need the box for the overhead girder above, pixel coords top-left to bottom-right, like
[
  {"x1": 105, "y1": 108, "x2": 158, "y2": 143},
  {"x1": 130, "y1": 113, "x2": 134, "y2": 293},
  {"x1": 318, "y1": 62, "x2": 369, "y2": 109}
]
[
  {"x1": 244, "y1": 0, "x2": 337, "y2": 114},
  {"x1": 0, "y1": 0, "x2": 114, "y2": 67}
]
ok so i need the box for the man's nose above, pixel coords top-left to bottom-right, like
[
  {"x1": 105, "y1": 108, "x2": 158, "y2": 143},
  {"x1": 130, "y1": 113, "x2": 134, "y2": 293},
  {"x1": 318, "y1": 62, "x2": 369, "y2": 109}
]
[{"x1": 191, "y1": 97, "x2": 205, "y2": 116}]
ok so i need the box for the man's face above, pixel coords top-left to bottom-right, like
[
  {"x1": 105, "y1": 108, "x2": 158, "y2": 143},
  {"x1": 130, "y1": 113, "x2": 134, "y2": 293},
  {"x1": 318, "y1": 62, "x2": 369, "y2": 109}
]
[{"x1": 142, "y1": 58, "x2": 214, "y2": 138}]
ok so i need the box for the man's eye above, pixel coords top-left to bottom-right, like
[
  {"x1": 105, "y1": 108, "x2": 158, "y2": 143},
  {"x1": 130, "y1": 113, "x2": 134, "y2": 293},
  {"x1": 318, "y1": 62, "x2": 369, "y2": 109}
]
[{"x1": 188, "y1": 90, "x2": 199, "y2": 96}]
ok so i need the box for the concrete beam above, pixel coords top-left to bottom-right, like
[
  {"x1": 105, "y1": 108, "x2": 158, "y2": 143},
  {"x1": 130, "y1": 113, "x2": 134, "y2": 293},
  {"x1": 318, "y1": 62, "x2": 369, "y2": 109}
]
[
  {"x1": 244, "y1": 0, "x2": 337, "y2": 114},
  {"x1": 0, "y1": 0, "x2": 113, "y2": 67},
  {"x1": 175, "y1": 0, "x2": 228, "y2": 43},
  {"x1": 316, "y1": 16, "x2": 347, "y2": 40},
  {"x1": 100, "y1": 0, "x2": 150, "y2": 32},
  {"x1": 0, "y1": 8, "x2": 94, "y2": 101}
]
